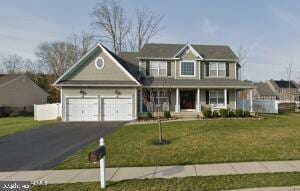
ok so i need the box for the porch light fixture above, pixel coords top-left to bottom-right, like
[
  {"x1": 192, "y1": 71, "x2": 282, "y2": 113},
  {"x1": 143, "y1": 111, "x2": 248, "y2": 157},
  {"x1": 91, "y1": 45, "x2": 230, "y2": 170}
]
[
  {"x1": 80, "y1": 90, "x2": 87, "y2": 96},
  {"x1": 115, "y1": 90, "x2": 121, "y2": 96}
]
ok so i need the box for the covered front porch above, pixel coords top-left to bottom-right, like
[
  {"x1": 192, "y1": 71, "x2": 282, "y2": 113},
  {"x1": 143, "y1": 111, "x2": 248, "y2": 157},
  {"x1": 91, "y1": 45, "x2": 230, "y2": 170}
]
[{"x1": 138, "y1": 87, "x2": 254, "y2": 114}]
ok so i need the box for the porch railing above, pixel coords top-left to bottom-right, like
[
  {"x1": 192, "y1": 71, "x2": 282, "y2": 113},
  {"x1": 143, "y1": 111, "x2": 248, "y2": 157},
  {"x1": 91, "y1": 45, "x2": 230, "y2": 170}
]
[{"x1": 146, "y1": 102, "x2": 169, "y2": 112}]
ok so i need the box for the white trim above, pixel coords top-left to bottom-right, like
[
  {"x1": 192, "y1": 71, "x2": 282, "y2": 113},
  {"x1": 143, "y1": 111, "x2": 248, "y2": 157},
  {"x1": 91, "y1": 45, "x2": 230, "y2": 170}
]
[
  {"x1": 173, "y1": 44, "x2": 204, "y2": 60},
  {"x1": 95, "y1": 57, "x2": 105, "y2": 70},
  {"x1": 208, "y1": 89, "x2": 225, "y2": 105},
  {"x1": 149, "y1": 60, "x2": 167, "y2": 76},
  {"x1": 144, "y1": 85, "x2": 253, "y2": 89},
  {"x1": 60, "y1": 88, "x2": 63, "y2": 120},
  {"x1": 199, "y1": 61, "x2": 201, "y2": 80},
  {"x1": 175, "y1": 88, "x2": 180, "y2": 112},
  {"x1": 179, "y1": 60, "x2": 196, "y2": 77},
  {"x1": 224, "y1": 88, "x2": 227, "y2": 108},
  {"x1": 53, "y1": 43, "x2": 141, "y2": 86}
]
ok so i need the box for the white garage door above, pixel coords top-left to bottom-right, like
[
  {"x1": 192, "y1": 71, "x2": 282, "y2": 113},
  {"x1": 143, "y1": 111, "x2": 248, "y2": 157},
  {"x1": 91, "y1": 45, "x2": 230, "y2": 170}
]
[
  {"x1": 102, "y1": 97, "x2": 133, "y2": 121},
  {"x1": 67, "y1": 97, "x2": 98, "y2": 121}
]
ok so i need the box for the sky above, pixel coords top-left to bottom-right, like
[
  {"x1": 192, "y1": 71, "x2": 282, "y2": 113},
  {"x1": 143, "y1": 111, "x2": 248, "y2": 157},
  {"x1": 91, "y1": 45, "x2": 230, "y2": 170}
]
[{"x1": 0, "y1": 0, "x2": 300, "y2": 81}]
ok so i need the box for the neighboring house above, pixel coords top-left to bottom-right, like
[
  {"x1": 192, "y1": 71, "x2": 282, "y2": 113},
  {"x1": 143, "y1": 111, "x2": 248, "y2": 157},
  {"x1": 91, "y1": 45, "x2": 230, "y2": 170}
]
[
  {"x1": 252, "y1": 82, "x2": 277, "y2": 100},
  {"x1": 0, "y1": 74, "x2": 48, "y2": 115},
  {"x1": 54, "y1": 43, "x2": 253, "y2": 122},
  {"x1": 267, "y1": 80, "x2": 299, "y2": 101}
]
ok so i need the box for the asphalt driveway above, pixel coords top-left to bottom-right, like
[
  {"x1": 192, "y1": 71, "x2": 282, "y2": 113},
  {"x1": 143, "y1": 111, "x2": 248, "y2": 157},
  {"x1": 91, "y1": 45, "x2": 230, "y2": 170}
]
[{"x1": 0, "y1": 122, "x2": 125, "y2": 171}]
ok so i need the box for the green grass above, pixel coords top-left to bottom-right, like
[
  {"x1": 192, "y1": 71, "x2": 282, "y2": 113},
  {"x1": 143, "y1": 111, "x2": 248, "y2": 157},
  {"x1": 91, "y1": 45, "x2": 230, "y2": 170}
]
[
  {"x1": 0, "y1": 117, "x2": 56, "y2": 137},
  {"x1": 33, "y1": 172, "x2": 300, "y2": 191},
  {"x1": 56, "y1": 113, "x2": 300, "y2": 169}
]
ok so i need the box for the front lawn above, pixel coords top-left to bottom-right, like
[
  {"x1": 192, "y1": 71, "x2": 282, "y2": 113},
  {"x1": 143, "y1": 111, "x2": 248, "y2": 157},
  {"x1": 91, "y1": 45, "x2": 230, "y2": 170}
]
[
  {"x1": 0, "y1": 117, "x2": 56, "y2": 137},
  {"x1": 33, "y1": 172, "x2": 300, "y2": 191},
  {"x1": 56, "y1": 113, "x2": 300, "y2": 169}
]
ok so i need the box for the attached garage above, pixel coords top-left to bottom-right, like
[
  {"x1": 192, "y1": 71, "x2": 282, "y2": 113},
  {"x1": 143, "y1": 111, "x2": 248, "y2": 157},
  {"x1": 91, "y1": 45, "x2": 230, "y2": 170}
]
[
  {"x1": 101, "y1": 97, "x2": 133, "y2": 121},
  {"x1": 66, "y1": 97, "x2": 98, "y2": 122}
]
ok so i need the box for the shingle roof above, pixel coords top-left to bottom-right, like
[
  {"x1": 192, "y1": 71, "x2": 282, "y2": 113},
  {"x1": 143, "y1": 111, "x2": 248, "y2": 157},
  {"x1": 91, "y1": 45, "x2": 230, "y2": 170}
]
[
  {"x1": 142, "y1": 77, "x2": 253, "y2": 88},
  {"x1": 0, "y1": 74, "x2": 23, "y2": 87},
  {"x1": 138, "y1": 43, "x2": 238, "y2": 60},
  {"x1": 58, "y1": 80, "x2": 138, "y2": 86},
  {"x1": 273, "y1": 80, "x2": 297, "y2": 88},
  {"x1": 253, "y1": 82, "x2": 277, "y2": 96}
]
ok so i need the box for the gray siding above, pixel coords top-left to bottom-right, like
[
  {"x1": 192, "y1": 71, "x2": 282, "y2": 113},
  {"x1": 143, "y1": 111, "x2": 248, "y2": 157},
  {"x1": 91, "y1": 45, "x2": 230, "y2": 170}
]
[
  {"x1": 61, "y1": 87, "x2": 136, "y2": 121},
  {"x1": 0, "y1": 76, "x2": 48, "y2": 112},
  {"x1": 69, "y1": 49, "x2": 132, "y2": 81}
]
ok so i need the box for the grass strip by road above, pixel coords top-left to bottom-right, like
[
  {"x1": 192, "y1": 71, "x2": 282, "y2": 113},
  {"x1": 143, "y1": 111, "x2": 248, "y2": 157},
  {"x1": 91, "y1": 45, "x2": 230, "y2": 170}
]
[{"x1": 33, "y1": 172, "x2": 300, "y2": 191}]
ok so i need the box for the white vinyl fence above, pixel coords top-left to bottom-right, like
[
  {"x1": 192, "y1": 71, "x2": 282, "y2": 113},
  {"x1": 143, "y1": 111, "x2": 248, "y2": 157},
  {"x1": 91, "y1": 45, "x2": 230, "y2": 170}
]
[
  {"x1": 237, "y1": 99, "x2": 279, "y2": 114},
  {"x1": 34, "y1": 103, "x2": 62, "y2": 121}
]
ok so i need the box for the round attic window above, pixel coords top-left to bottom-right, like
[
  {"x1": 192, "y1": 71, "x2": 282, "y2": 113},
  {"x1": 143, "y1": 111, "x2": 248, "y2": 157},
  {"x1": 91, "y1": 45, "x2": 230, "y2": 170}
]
[{"x1": 95, "y1": 57, "x2": 105, "y2": 69}]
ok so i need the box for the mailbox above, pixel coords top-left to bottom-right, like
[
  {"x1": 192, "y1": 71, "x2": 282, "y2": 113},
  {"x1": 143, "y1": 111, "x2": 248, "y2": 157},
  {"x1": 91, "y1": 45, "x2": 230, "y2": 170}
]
[{"x1": 88, "y1": 146, "x2": 106, "y2": 162}]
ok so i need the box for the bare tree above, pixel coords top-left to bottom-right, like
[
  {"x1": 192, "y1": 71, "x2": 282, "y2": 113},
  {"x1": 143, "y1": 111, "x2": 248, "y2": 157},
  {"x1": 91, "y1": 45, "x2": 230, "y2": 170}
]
[
  {"x1": 237, "y1": 46, "x2": 249, "y2": 80},
  {"x1": 91, "y1": 0, "x2": 130, "y2": 54},
  {"x1": 71, "y1": 31, "x2": 94, "y2": 57},
  {"x1": 284, "y1": 60, "x2": 294, "y2": 101},
  {"x1": 2, "y1": 54, "x2": 25, "y2": 74},
  {"x1": 35, "y1": 41, "x2": 78, "y2": 78},
  {"x1": 127, "y1": 8, "x2": 163, "y2": 51}
]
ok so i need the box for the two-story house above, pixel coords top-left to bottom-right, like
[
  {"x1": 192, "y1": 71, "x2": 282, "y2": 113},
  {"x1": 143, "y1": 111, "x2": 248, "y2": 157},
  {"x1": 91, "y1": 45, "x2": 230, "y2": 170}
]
[
  {"x1": 267, "y1": 80, "x2": 299, "y2": 101},
  {"x1": 54, "y1": 43, "x2": 253, "y2": 121}
]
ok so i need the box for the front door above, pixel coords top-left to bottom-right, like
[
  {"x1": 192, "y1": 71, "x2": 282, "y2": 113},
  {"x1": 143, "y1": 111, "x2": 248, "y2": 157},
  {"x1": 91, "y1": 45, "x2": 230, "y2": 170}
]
[{"x1": 180, "y1": 91, "x2": 196, "y2": 110}]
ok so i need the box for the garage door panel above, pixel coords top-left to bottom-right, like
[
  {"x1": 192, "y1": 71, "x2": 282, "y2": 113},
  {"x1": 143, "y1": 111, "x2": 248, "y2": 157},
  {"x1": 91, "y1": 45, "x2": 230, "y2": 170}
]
[
  {"x1": 102, "y1": 97, "x2": 133, "y2": 121},
  {"x1": 67, "y1": 98, "x2": 98, "y2": 122}
]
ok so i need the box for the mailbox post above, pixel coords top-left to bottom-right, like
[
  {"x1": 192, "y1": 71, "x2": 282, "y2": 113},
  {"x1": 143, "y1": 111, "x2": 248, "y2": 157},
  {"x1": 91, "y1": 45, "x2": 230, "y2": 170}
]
[{"x1": 99, "y1": 138, "x2": 106, "y2": 189}]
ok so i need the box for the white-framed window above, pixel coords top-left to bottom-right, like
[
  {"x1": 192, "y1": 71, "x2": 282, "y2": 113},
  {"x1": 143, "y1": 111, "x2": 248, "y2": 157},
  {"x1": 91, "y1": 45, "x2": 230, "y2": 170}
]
[
  {"x1": 150, "y1": 90, "x2": 168, "y2": 105},
  {"x1": 180, "y1": 60, "x2": 195, "y2": 76},
  {"x1": 209, "y1": 62, "x2": 226, "y2": 77},
  {"x1": 209, "y1": 90, "x2": 224, "y2": 104},
  {"x1": 95, "y1": 57, "x2": 105, "y2": 69},
  {"x1": 150, "y1": 61, "x2": 167, "y2": 76}
]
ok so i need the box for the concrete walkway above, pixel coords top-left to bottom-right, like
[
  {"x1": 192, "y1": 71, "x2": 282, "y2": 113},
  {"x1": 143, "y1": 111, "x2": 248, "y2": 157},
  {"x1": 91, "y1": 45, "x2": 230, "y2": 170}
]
[{"x1": 0, "y1": 160, "x2": 299, "y2": 184}]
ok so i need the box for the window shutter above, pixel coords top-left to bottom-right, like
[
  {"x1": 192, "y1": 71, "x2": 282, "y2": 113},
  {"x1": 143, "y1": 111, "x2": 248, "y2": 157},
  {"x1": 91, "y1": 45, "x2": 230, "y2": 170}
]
[
  {"x1": 227, "y1": 91, "x2": 229, "y2": 104},
  {"x1": 146, "y1": 61, "x2": 150, "y2": 76},
  {"x1": 206, "y1": 91, "x2": 209, "y2": 104},
  {"x1": 206, "y1": 62, "x2": 209, "y2": 77},
  {"x1": 167, "y1": 61, "x2": 171, "y2": 76},
  {"x1": 226, "y1": 63, "x2": 229, "y2": 77}
]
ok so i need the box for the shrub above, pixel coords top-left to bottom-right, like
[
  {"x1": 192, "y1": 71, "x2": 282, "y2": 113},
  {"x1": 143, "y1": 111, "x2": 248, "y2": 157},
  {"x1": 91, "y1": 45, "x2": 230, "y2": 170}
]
[
  {"x1": 235, "y1": 109, "x2": 244, "y2": 118},
  {"x1": 212, "y1": 110, "x2": 219, "y2": 118},
  {"x1": 228, "y1": 110, "x2": 235, "y2": 118},
  {"x1": 147, "y1": 112, "x2": 153, "y2": 118},
  {"x1": 202, "y1": 108, "x2": 212, "y2": 118},
  {"x1": 244, "y1": 110, "x2": 251, "y2": 118},
  {"x1": 164, "y1": 111, "x2": 171, "y2": 119},
  {"x1": 219, "y1": 109, "x2": 228, "y2": 118}
]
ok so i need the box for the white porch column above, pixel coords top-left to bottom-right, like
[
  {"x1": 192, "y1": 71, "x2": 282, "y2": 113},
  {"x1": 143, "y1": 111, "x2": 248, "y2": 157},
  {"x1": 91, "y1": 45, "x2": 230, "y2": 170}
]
[
  {"x1": 134, "y1": 87, "x2": 137, "y2": 119},
  {"x1": 224, "y1": 88, "x2": 227, "y2": 108},
  {"x1": 250, "y1": 89, "x2": 253, "y2": 112},
  {"x1": 234, "y1": 89, "x2": 237, "y2": 109},
  {"x1": 196, "y1": 88, "x2": 200, "y2": 112},
  {"x1": 175, "y1": 88, "x2": 180, "y2": 112},
  {"x1": 139, "y1": 88, "x2": 143, "y2": 113}
]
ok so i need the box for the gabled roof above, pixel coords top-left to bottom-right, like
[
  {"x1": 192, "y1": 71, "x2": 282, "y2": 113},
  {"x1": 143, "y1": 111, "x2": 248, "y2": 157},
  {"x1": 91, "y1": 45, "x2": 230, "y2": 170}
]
[
  {"x1": 253, "y1": 82, "x2": 277, "y2": 96},
  {"x1": 0, "y1": 74, "x2": 23, "y2": 87},
  {"x1": 54, "y1": 43, "x2": 141, "y2": 86},
  {"x1": 138, "y1": 43, "x2": 238, "y2": 60}
]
